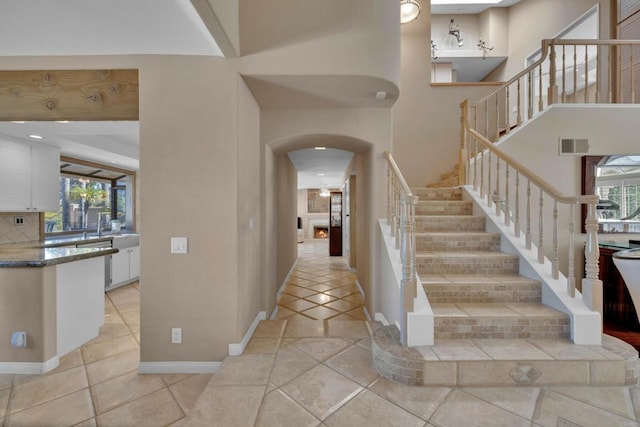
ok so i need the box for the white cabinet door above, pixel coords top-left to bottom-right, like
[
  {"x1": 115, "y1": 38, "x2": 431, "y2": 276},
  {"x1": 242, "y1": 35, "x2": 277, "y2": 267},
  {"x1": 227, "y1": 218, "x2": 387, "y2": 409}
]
[
  {"x1": 110, "y1": 250, "x2": 130, "y2": 286},
  {"x1": 0, "y1": 140, "x2": 31, "y2": 211},
  {"x1": 31, "y1": 145, "x2": 60, "y2": 212},
  {"x1": 0, "y1": 140, "x2": 60, "y2": 212},
  {"x1": 128, "y1": 246, "x2": 140, "y2": 279},
  {"x1": 110, "y1": 246, "x2": 140, "y2": 287}
]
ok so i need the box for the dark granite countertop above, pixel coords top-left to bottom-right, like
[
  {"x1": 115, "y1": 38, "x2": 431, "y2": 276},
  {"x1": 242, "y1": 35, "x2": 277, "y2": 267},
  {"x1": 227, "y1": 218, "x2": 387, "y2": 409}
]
[{"x1": 0, "y1": 241, "x2": 118, "y2": 268}]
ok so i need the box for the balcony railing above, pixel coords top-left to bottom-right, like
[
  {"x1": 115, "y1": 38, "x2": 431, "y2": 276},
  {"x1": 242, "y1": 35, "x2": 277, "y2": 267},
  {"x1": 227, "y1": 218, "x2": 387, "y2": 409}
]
[{"x1": 466, "y1": 39, "x2": 640, "y2": 144}]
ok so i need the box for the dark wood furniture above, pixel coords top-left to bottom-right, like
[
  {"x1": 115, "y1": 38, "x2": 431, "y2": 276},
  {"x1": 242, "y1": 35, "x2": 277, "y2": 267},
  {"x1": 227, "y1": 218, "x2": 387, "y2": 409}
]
[
  {"x1": 599, "y1": 243, "x2": 640, "y2": 330},
  {"x1": 329, "y1": 191, "x2": 342, "y2": 256}
]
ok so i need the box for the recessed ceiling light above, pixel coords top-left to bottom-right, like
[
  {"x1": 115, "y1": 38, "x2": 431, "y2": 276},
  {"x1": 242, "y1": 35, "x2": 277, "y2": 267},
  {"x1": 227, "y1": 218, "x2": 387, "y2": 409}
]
[
  {"x1": 317, "y1": 173, "x2": 325, "y2": 176},
  {"x1": 376, "y1": 91, "x2": 387, "y2": 100},
  {"x1": 11, "y1": 121, "x2": 25, "y2": 124},
  {"x1": 28, "y1": 134, "x2": 44, "y2": 140},
  {"x1": 56, "y1": 120, "x2": 69, "y2": 124},
  {"x1": 314, "y1": 146, "x2": 326, "y2": 150}
]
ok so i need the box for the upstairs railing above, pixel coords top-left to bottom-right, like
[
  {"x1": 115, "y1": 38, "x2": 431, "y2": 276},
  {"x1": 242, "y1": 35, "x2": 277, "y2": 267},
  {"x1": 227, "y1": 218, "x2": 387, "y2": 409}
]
[
  {"x1": 385, "y1": 151, "x2": 418, "y2": 345},
  {"x1": 467, "y1": 39, "x2": 640, "y2": 144}
]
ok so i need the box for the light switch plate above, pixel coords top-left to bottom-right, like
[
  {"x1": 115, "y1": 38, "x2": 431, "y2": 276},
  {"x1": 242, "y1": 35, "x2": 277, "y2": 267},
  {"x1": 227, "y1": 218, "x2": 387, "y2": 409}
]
[{"x1": 171, "y1": 237, "x2": 188, "y2": 254}]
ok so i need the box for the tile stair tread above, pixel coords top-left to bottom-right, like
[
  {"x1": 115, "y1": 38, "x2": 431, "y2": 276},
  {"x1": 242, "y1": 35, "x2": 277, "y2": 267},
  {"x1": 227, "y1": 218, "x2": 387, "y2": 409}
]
[
  {"x1": 430, "y1": 302, "x2": 568, "y2": 318},
  {"x1": 416, "y1": 251, "x2": 517, "y2": 258},
  {"x1": 414, "y1": 337, "x2": 624, "y2": 362},
  {"x1": 420, "y1": 273, "x2": 539, "y2": 285}
]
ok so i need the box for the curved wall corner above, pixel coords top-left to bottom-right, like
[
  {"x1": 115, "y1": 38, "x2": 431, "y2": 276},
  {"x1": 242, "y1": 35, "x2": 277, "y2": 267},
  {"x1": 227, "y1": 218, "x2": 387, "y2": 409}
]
[{"x1": 239, "y1": 0, "x2": 400, "y2": 88}]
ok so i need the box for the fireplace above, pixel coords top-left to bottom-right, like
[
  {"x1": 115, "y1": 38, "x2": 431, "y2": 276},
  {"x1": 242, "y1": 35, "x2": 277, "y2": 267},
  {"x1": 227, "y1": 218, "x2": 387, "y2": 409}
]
[{"x1": 314, "y1": 226, "x2": 329, "y2": 239}]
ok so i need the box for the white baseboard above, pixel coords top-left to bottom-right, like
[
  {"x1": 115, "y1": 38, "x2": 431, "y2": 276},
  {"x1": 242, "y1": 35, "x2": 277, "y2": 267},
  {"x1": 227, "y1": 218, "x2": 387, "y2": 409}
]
[
  {"x1": 0, "y1": 356, "x2": 59, "y2": 374},
  {"x1": 228, "y1": 311, "x2": 267, "y2": 356},
  {"x1": 374, "y1": 313, "x2": 390, "y2": 326},
  {"x1": 271, "y1": 259, "x2": 300, "y2": 319},
  {"x1": 356, "y1": 280, "x2": 365, "y2": 298},
  {"x1": 138, "y1": 361, "x2": 221, "y2": 374}
]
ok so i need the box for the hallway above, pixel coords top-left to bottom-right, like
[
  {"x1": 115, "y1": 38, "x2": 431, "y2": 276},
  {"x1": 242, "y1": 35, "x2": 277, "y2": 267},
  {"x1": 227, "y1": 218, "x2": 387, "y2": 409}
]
[{"x1": 274, "y1": 239, "x2": 365, "y2": 322}]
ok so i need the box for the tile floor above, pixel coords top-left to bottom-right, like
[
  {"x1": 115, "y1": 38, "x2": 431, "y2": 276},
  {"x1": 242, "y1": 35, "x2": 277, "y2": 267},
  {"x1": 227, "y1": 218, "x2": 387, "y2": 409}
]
[{"x1": 1, "y1": 239, "x2": 640, "y2": 426}]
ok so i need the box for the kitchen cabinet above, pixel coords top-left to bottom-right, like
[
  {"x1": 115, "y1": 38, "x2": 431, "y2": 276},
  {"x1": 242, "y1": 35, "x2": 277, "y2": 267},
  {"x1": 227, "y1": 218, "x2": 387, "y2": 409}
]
[
  {"x1": 110, "y1": 246, "x2": 139, "y2": 288},
  {"x1": 0, "y1": 140, "x2": 59, "y2": 212}
]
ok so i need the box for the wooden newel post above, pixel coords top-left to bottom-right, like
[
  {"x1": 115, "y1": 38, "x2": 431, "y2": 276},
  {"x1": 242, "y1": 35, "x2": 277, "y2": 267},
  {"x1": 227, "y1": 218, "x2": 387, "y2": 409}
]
[
  {"x1": 400, "y1": 194, "x2": 418, "y2": 346},
  {"x1": 582, "y1": 201, "x2": 602, "y2": 317},
  {"x1": 547, "y1": 40, "x2": 559, "y2": 105}
]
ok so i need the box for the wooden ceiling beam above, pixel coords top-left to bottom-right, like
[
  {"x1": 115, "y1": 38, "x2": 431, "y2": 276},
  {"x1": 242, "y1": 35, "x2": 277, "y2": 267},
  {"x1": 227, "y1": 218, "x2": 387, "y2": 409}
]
[{"x1": 0, "y1": 69, "x2": 138, "y2": 121}]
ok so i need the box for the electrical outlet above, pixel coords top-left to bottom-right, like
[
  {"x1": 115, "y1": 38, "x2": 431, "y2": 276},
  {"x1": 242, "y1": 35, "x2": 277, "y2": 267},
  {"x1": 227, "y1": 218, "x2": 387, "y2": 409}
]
[
  {"x1": 14, "y1": 216, "x2": 24, "y2": 226},
  {"x1": 171, "y1": 327, "x2": 182, "y2": 344},
  {"x1": 11, "y1": 331, "x2": 27, "y2": 347}
]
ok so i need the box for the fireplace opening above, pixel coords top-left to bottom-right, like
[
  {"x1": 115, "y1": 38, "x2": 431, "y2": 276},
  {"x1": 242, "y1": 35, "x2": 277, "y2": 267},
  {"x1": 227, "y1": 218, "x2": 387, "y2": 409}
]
[{"x1": 314, "y1": 226, "x2": 329, "y2": 239}]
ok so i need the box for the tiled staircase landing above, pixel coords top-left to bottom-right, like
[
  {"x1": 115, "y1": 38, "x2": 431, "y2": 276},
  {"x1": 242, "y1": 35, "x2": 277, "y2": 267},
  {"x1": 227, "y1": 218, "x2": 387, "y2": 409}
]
[{"x1": 372, "y1": 187, "x2": 639, "y2": 387}]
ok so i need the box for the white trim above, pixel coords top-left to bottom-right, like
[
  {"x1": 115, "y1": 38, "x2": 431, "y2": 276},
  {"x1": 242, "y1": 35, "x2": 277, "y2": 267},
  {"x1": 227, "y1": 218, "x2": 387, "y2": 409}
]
[
  {"x1": 0, "y1": 356, "x2": 59, "y2": 374},
  {"x1": 374, "y1": 313, "x2": 390, "y2": 325},
  {"x1": 363, "y1": 305, "x2": 372, "y2": 321},
  {"x1": 138, "y1": 361, "x2": 221, "y2": 374},
  {"x1": 355, "y1": 279, "x2": 365, "y2": 298},
  {"x1": 271, "y1": 258, "x2": 300, "y2": 319},
  {"x1": 276, "y1": 258, "x2": 299, "y2": 297},
  {"x1": 228, "y1": 311, "x2": 267, "y2": 356}
]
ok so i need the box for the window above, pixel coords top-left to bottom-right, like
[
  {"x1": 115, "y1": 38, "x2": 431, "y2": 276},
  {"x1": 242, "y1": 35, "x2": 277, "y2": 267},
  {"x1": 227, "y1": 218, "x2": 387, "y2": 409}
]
[
  {"x1": 595, "y1": 155, "x2": 640, "y2": 233},
  {"x1": 45, "y1": 159, "x2": 136, "y2": 235}
]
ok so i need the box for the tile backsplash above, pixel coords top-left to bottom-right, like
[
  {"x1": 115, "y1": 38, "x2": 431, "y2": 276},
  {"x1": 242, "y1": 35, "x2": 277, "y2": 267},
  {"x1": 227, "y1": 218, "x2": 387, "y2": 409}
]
[{"x1": 0, "y1": 213, "x2": 40, "y2": 244}]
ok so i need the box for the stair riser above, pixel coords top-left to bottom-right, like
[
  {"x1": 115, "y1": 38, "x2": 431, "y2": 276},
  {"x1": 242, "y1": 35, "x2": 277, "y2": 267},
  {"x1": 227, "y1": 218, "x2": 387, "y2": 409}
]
[
  {"x1": 411, "y1": 188, "x2": 462, "y2": 201},
  {"x1": 415, "y1": 217, "x2": 485, "y2": 232},
  {"x1": 415, "y1": 201, "x2": 472, "y2": 216},
  {"x1": 434, "y1": 318, "x2": 570, "y2": 339},
  {"x1": 424, "y1": 284, "x2": 541, "y2": 303},
  {"x1": 416, "y1": 234, "x2": 500, "y2": 252},
  {"x1": 417, "y1": 256, "x2": 519, "y2": 275}
]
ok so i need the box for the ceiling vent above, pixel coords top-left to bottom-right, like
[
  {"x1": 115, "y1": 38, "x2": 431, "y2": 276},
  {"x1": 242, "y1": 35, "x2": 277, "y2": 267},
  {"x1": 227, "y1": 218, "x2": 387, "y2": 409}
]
[{"x1": 558, "y1": 138, "x2": 589, "y2": 155}]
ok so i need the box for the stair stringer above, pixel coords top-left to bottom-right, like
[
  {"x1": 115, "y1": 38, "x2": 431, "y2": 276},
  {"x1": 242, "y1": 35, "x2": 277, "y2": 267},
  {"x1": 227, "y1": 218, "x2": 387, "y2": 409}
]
[{"x1": 461, "y1": 185, "x2": 602, "y2": 345}]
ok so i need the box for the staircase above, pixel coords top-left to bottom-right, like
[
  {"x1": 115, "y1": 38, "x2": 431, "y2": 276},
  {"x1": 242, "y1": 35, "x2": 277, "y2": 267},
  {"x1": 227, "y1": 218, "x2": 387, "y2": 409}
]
[
  {"x1": 425, "y1": 167, "x2": 458, "y2": 188},
  {"x1": 372, "y1": 185, "x2": 639, "y2": 387},
  {"x1": 413, "y1": 186, "x2": 570, "y2": 340}
]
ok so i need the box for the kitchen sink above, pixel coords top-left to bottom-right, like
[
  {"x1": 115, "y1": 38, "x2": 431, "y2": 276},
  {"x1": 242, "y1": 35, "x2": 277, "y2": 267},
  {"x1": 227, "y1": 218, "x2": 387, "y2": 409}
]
[{"x1": 111, "y1": 234, "x2": 139, "y2": 249}]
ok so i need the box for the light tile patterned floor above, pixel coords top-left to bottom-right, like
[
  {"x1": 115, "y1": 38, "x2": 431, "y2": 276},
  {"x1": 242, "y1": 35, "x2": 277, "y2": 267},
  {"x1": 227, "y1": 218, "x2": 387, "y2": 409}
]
[
  {"x1": 274, "y1": 239, "x2": 366, "y2": 321},
  {"x1": 2, "y1": 239, "x2": 640, "y2": 426}
]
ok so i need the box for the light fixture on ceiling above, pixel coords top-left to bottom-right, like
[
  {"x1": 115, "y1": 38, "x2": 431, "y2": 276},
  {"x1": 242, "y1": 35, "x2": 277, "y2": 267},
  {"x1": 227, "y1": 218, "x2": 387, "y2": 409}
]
[
  {"x1": 319, "y1": 187, "x2": 330, "y2": 197},
  {"x1": 400, "y1": 0, "x2": 421, "y2": 24},
  {"x1": 317, "y1": 173, "x2": 325, "y2": 176},
  {"x1": 28, "y1": 134, "x2": 44, "y2": 140},
  {"x1": 314, "y1": 146, "x2": 326, "y2": 150},
  {"x1": 11, "y1": 121, "x2": 25, "y2": 124}
]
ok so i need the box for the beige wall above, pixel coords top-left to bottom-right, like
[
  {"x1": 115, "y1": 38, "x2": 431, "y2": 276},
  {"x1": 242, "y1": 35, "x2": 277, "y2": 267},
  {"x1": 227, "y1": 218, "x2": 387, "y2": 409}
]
[
  {"x1": 237, "y1": 77, "x2": 262, "y2": 337},
  {"x1": 485, "y1": 0, "x2": 611, "y2": 82},
  {"x1": 394, "y1": 8, "x2": 499, "y2": 186},
  {"x1": 0, "y1": 267, "x2": 56, "y2": 363},
  {"x1": 239, "y1": 0, "x2": 400, "y2": 86}
]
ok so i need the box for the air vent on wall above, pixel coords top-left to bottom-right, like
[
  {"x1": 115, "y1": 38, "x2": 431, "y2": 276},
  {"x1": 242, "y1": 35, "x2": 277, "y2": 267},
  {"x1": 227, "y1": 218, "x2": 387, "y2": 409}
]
[{"x1": 558, "y1": 138, "x2": 589, "y2": 155}]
